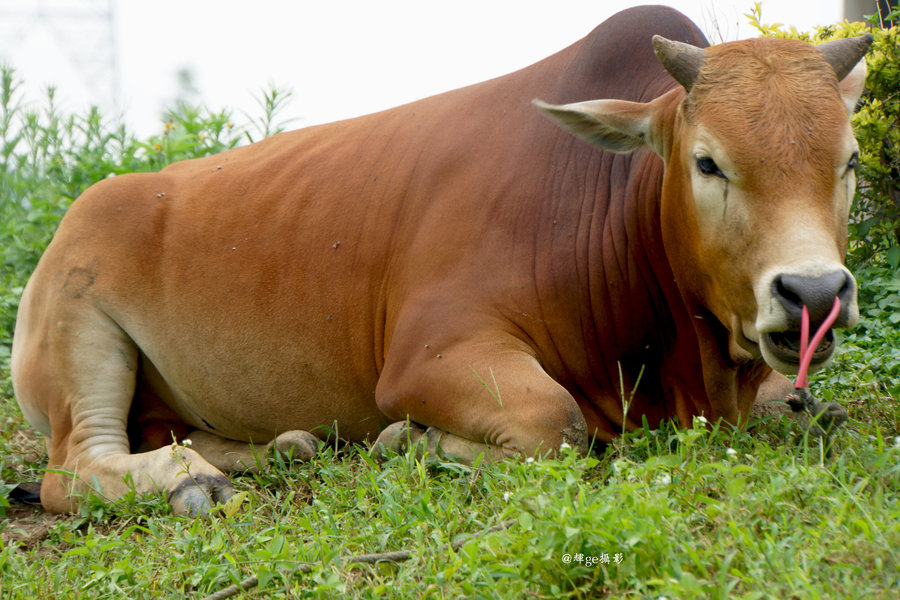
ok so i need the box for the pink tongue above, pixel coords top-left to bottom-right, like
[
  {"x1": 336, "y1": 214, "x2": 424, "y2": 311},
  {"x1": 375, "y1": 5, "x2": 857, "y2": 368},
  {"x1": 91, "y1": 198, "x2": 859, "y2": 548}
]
[{"x1": 795, "y1": 297, "x2": 841, "y2": 389}]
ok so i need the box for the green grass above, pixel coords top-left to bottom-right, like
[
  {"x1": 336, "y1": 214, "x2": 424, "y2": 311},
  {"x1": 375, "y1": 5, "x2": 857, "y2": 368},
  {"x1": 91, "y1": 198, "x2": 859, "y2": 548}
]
[
  {"x1": 1, "y1": 417, "x2": 899, "y2": 599},
  {"x1": 1, "y1": 57, "x2": 899, "y2": 599}
]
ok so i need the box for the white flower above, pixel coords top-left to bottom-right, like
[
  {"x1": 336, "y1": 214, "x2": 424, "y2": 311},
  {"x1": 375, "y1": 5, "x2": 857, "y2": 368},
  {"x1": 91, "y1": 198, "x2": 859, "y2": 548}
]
[
  {"x1": 503, "y1": 491, "x2": 511, "y2": 502},
  {"x1": 726, "y1": 447, "x2": 738, "y2": 458},
  {"x1": 525, "y1": 457, "x2": 535, "y2": 464},
  {"x1": 894, "y1": 436, "x2": 900, "y2": 449},
  {"x1": 182, "y1": 438, "x2": 192, "y2": 447},
  {"x1": 656, "y1": 473, "x2": 672, "y2": 485},
  {"x1": 696, "y1": 415, "x2": 708, "y2": 424},
  {"x1": 560, "y1": 442, "x2": 571, "y2": 450}
]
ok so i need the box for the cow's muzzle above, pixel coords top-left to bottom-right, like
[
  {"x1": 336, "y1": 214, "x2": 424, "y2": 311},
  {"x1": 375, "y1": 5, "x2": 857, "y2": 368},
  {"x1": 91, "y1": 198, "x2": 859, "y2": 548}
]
[
  {"x1": 763, "y1": 328, "x2": 836, "y2": 365},
  {"x1": 761, "y1": 270, "x2": 857, "y2": 370}
]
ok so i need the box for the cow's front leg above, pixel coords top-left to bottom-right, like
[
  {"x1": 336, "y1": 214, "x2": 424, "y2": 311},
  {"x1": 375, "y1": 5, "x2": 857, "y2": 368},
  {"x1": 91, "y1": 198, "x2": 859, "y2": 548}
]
[
  {"x1": 374, "y1": 333, "x2": 588, "y2": 465},
  {"x1": 371, "y1": 421, "x2": 514, "y2": 463}
]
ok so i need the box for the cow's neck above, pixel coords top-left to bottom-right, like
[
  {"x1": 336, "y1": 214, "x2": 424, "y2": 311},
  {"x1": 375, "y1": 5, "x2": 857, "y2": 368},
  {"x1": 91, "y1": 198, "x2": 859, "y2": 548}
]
[{"x1": 520, "y1": 144, "x2": 680, "y2": 435}]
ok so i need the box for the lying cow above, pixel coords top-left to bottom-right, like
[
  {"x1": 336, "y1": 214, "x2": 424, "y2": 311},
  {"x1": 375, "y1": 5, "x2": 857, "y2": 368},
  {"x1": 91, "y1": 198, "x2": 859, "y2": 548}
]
[{"x1": 11, "y1": 6, "x2": 871, "y2": 515}]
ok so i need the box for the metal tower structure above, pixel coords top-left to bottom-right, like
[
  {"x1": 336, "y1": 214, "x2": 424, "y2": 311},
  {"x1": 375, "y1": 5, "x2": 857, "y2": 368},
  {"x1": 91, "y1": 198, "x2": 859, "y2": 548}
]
[{"x1": 0, "y1": 0, "x2": 118, "y2": 111}]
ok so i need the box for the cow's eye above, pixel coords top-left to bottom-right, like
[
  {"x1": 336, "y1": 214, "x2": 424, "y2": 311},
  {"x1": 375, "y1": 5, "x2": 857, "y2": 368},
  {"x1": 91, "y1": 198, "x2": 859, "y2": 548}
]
[
  {"x1": 697, "y1": 156, "x2": 726, "y2": 180},
  {"x1": 847, "y1": 151, "x2": 860, "y2": 172}
]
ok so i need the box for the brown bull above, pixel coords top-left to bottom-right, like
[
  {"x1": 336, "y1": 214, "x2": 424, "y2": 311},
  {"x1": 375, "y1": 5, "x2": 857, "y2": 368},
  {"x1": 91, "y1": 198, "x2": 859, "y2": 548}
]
[{"x1": 11, "y1": 6, "x2": 871, "y2": 515}]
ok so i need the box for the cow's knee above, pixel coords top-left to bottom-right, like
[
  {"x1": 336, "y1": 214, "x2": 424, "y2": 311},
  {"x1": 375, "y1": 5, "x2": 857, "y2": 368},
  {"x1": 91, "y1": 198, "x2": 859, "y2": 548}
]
[
  {"x1": 376, "y1": 336, "x2": 588, "y2": 461},
  {"x1": 500, "y1": 387, "x2": 589, "y2": 456}
]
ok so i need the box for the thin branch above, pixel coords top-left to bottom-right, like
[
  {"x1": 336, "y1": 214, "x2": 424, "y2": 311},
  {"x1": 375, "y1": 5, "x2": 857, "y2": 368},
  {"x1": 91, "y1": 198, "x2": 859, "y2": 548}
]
[{"x1": 200, "y1": 519, "x2": 518, "y2": 600}]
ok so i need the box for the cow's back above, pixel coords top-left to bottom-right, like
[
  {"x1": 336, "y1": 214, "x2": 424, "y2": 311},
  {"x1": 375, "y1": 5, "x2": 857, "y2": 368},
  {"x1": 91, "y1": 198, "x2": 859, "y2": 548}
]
[{"x1": 18, "y1": 5, "x2": 706, "y2": 444}]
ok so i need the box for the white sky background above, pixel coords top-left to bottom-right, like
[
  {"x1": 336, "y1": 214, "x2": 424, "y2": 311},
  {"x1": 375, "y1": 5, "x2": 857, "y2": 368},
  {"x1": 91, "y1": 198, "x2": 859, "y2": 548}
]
[{"x1": 0, "y1": 0, "x2": 848, "y2": 139}]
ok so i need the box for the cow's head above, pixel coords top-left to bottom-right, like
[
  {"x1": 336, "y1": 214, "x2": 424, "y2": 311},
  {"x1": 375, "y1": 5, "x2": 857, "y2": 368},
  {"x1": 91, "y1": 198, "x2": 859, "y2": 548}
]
[{"x1": 535, "y1": 33, "x2": 872, "y2": 375}]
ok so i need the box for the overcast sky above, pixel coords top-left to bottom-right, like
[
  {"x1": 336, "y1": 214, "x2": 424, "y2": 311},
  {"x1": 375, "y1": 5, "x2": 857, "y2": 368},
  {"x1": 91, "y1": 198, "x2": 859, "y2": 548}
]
[{"x1": 0, "y1": 0, "x2": 850, "y2": 138}]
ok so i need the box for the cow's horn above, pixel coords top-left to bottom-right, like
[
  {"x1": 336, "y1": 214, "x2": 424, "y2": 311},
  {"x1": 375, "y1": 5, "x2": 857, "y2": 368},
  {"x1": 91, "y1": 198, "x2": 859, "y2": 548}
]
[
  {"x1": 652, "y1": 35, "x2": 706, "y2": 92},
  {"x1": 816, "y1": 33, "x2": 874, "y2": 81}
]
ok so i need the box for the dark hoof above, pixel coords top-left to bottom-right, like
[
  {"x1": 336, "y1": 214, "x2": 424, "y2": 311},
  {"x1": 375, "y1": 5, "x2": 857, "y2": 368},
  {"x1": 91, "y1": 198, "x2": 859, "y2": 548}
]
[
  {"x1": 813, "y1": 401, "x2": 848, "y2": 430},
  {"x1": 785, "y1": 389, "x2": 848, "y2": 438},
  {"x1": 9, "y1": 481, "x2": 43, "y2": 505},
  {"x1": 168, "y1": 473, "x2": 235, "y2": 517}
]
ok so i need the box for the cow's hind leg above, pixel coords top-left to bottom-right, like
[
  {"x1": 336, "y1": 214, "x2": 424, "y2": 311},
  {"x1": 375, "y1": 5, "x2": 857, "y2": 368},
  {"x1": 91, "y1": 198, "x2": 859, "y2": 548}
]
[
  {"x1": 183, "y1": 430, "x2": 320, "y2": 473},
  {"x1": 12, "y1": 300, "x2": 233, "y2": 516},
  {"x1": 374, "y1": 333, "x2": 588, "y2": 465}
]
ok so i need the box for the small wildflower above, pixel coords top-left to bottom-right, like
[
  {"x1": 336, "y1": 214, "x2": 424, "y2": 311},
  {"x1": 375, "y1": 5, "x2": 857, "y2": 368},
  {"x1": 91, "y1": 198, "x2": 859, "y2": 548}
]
[
  {"x1": 525, "y1": 457, "x2": 535, "y2": 464},
  {"x1": 894, "y1": 436, "x2": 900, "y2": 449},
  {"x1": 503, "y1": 491, "x2": 511, "y2": 502},
  {"x1": 560, "y1": 442, "x2": 571, "y2": 450},
  {"x1": 696, "y1": 415, "x2": 708, "y2": 424},
  {"x1": 182, "y1": 438, "x2": 192, "y2": 447},
  {"x1": 153, "y1": 144, "x2": 162, "y2": 151},
  {"x1": 726, "y1": 447, "x2": 738, "y2": 458},
  {"x1": 656, "y1": 473, "x2": 672, "y2": 485}
]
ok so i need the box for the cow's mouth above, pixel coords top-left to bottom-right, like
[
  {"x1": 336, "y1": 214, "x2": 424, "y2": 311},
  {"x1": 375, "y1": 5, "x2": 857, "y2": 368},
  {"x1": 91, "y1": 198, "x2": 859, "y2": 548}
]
[{"x1": 763, "y1": 329, "x2": 835, "y2": 365}]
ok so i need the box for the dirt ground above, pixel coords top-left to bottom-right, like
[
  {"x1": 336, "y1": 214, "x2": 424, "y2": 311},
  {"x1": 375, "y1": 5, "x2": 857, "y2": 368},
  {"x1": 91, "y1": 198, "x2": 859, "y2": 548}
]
[
  {"x1": 1, "y1": 425, "x2": 65, "y2": 554},
  {"x1": 1, "y1": 501, "x2": 64, "y2": 554}
]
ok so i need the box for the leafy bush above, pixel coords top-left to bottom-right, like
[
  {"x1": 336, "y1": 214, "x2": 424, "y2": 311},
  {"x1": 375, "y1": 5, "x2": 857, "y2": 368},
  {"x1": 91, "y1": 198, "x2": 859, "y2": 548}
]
[{"x1": 747, "y1": 2, "x2": 900, "y2": 268}]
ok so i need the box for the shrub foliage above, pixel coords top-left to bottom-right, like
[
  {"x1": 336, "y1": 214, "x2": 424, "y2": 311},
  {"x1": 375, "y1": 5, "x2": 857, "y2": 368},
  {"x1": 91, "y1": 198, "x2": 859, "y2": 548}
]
[{"x1": 747, "y1": 2, "x2": 900, "y2": 267}]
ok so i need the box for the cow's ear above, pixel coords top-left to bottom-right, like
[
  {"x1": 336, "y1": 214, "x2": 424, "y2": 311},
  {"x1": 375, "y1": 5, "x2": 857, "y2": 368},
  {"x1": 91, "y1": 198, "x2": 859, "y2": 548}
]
[
  {"x1": 838, "y1": 58, "x2": 867, "y2": 114},
  {"x1": 533, "y1": 97, "x2": 662, "y2": 155}
]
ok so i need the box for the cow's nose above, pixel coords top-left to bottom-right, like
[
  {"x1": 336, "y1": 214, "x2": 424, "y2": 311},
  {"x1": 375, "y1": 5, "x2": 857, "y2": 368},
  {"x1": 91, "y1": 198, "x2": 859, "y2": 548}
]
[{"x1": 771, "y1": 271, "x2": 855, "y2": 327}]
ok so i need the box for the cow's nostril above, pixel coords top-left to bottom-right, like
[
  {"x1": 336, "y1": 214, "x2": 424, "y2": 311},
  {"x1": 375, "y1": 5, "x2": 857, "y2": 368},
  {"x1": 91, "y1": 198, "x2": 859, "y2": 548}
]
[
  {"x1": 774, "y1": 276, "x2": 803, "y2": 310},
  {"x1": 771, "y1": 271, "x2": 852, "y2": 325}
]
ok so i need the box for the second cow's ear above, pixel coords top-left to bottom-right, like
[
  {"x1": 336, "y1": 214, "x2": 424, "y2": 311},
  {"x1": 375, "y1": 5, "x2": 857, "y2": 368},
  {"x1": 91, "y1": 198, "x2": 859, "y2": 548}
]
[{"x1": 533, "y1": 92, "x2": 673, "y2": 157}]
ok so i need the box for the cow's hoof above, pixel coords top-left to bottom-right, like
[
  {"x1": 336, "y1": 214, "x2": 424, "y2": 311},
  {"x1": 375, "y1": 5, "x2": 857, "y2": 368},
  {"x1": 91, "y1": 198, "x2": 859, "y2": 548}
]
[
  {"x1": 790, "y1": 401, "x2": 848, "y2": 439},
  {"x1": 168, "y1": 473, "x2": 235, "y2": 517},
  {"x1": 370, "y1": 421, "x2": 426, "y2": 460},
  {"x1": 268, "y1": 430, "x2": 319, "y2": 462},
  {"x1": 811, "y1": 400, "x2": 849, "y2": 432}
]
